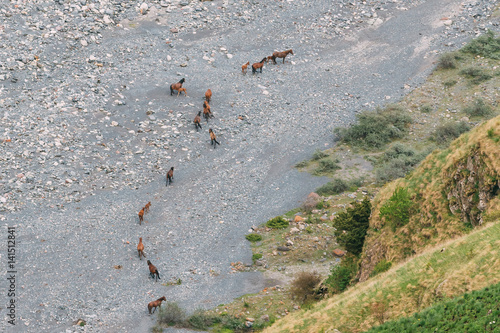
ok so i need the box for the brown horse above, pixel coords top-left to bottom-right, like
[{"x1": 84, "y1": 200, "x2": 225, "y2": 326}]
[
  {"x1": 170, "y1": 78, "x2": 185, "y2": 96},
  {"x1": 147, "y1": 260, "x2": 160, "y2": 281},
  {"x1": 272, "y1": 49, "x2": 294, "y2": 64},
  {"x1": 138, "y1": 208, "x2": 145, "y2": 225},
  {"x1": 266, "y1": 56, "x2": 274, "y2": 63},
  {"x1": 241, "y1": 61, "x2": 250, "y2": 74},
  {"x1": 177, "y1": 87, "x2": 187, "y2": 97},
  {"x1": 137, "y1": 237, "x2": 146, "y2": 260},
  {"x1": 148, "y1": 296, "x2": 166, "y2": 314},
  {"x1": 194, "y1": 111, "x2": 202, "y2": 131},
  {"x1": 205, "y1": 89, "x2": 212, "y2": 103},
  {"x1": 209, "y1": 128, "x2": 220, "y2": 148},
  {"x1": 166, "y1": 167, "x2": 174, "y2": 186},
  {"x1": 203, "y1": 101, "x2": 213, "y2": 122},
  {"x1": 144, "y1": 202, "x2": 151, "y2": 214},
  {"x1": 252, "y1": 58, "x2": 266, "y2": 73}
]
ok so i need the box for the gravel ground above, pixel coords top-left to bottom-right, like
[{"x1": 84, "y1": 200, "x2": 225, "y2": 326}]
[{"x1": 1, "y1": 0, "x2": 499, "y2": 332}]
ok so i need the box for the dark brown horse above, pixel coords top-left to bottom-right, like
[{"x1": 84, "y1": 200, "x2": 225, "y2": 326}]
[
  {"x1": 147, "y1": 260, "x2": 160, "y2": 281},
  {"x1": 166, "y1": 167, "x2": 174, "y2": 186},
  {"x1": 209, "y1": 128, "x2": 220, "y2": 148},
  {"x1": 205, "y1": 89, "x2": 212, "y2": 103},
  {"x1": 148, "y1": 296, "x2": 166, "y2": 314},
  {"x1": 194, "y1": 111, "x2": 202, "y2": 131},
  {"x1": 272, "y1": 49, "x2": 294, "y2": 64},
  {"x1": 252, "y1": 58, "x2": 266, "y2": 73},
  {"x1": 170, "y1": 78, "x2": 185, "y2": 96}
]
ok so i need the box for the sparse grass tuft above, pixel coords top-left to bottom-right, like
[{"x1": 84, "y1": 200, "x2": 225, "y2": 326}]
[
  {"x1": 420, "y1": 104, "x2": 433, "y2": 113},
  {"x1": 312, "y1": 157, "x2": 341, "y2": 176},
  {"x1": 157, "y1": 302, "x2": 186, "y2": 326},
  {"x1": 436, "y1": 53, "x2": 457, "y2": 69},
  {"x1": 463, "y1": 98, "x2": 493, "y2": 118},
  {"x1": 459, "y1": 67, "x2": 492, "y2": 84},
  {"x1": 430, "y1": 121, "x2": 471, "y2": 145},
  {"x1": 245, "y1": 233, "x2": 262, "y2": 242},
  {"x1": 266, "y1": 216, "x2": 289, "y2": 229},
  {"x1": 370, "y1": 259, "x2": 392, "y2": 277},
  {"x1": 316, "y1": 178, "x2": 349, "y2": 196},
  {"x1": 312, "y1": 149, "x2": 329, "y2": 161}
]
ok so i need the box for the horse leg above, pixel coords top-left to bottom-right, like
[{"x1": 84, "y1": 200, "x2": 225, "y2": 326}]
[{"x1": 170, "y1": 86, "x2": 173, "y2": 96}]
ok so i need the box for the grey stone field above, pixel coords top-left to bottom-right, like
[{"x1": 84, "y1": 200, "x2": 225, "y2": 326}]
[{"x1": 0, "y1": 0, "x2": 498, "y2": 332}]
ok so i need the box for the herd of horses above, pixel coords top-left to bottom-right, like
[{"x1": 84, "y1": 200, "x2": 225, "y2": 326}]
[{"x1": 135, "y1": 48, "x2": 294, "y2": 315}]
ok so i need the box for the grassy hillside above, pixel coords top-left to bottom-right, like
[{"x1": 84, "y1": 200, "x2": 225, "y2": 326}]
[
  {"x1": 366, "y1": 282, "x2": 500, "y2": 332},
  {"x1": 358, "y1": 115, "x2": 500, "y2": 281},
  {"x1": 263, "y1": 221, "x2": 500, "y2": 333}
]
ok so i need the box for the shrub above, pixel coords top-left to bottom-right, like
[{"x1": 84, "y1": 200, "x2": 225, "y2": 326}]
[
  {"x1": 312, "y1": 158, "x2": 341, "y2": 175},
  {"x1": 430, "y1": 121, "x2": 471, "y2": 144},
  {"x1": 312, "y1": 149, "x2": 329, "y2": 160},
  {"x1": 461, "y1": 30, "x2": 500, "y2": 59},
  {"x1": 325, "y1": 255, "x2": 359, "y2": 294},
  {"x1": 157, "y1": 302, "x2": 186, "y2": 326},
  {"x1": 436, "y1": 53, "x2": 457, "y2": 69},
  {"x1": 289, "y1": 271, "x2": 322, "y2": 303},
  {"x1": 316, "y1": 178, "x2": 349, "y2": 196},
  {"x1": 245, "y1": 233, "x2": 262, "y2": 242},
  {"x1": 420, "y1": 104, "x2": 433, "y2": 113},
  {"x1": 379, "y1": 187, "x2": 415, "y2": 231},
  {"x1": 333, "y1": 198, "x2": 371, "y2": 255},
  {"x1": 376, "y1": 144, "x2": 432, "y2": 183},
  {"x1": 266, "y1": 216, "x2": 289, "y2": 229},
  {"x1": 370, "y1": 259, "x2": 392, "y2": 277},
  {"x1": 186, "y1": 309, "x2": 221, "y2": 330},
  {"x1": 459, "y1": 67, "x2": 492, "y2": 84},
  {"x1": 443, "y1": 79, "x2": 457, "y2": 88},
  {"x1": 252, "y1": 253, "x2": 263, "y2": 261},
  {"x1": 303, "y1": 192, "x2": 321, "y2": 212},
  {"x1": 334, "y1": 105, "x2": 412, "y2": 150},
  {"x1": 463, "y1": 98, "x2": 493, "y2": 118},
  {"x1": 295, "y1": 160, "x2": 308, "y2": 168}
]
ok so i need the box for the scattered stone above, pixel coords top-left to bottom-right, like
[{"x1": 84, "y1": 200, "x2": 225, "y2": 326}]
[{"x1": 333, "y1": 249, "x2": 346, "y2": 257}]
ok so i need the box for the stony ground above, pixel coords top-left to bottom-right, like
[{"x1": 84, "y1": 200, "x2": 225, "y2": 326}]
[{"x1": 0, "y1": 0, "x2": 499, "y2": 332}]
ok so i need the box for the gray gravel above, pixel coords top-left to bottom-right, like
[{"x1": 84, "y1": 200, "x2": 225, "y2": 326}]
[{"x1": 1, "y1": 0, "x2": 499, "y2": 332}]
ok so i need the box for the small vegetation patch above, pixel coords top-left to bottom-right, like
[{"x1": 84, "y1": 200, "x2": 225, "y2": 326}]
[
  {"x1": 245, "y1": 233, "x2": 262, "y2": 242},
  {"x1": 316, "y1": 178, "x2": 349, "y2": 195},
  {"x1": 334, "y1": 105, "x2": 412, "y2": 150},
  {"x1": 333, "y1": 198, "x2": 371, "y2": 256},
  {"x1": 461, "y1": 29, "x2": 500, "y2": 59},
  {"x1": 370, "y1": 259, "x2": 392, "y2": 277},
  {"x1": 289, "y1": 271, "x2": 322, "y2": 304},
  {"x1": 252, "y1": 253, "x2": 263, "y2": 261},
  {"x1": 379, "y1": 187, "x2": 415, "y2": 231},
  {"x1": 266, "y1": 216, "x2": 289, "y2": 229},
  {"x1": 312, "y1": 149, "x2": 329, "y2": 160},
  {"x1": 436, "y1": 53, "x2": 457, "y2": 69},
  {"x1": 157, "y1": 302, "x2": 186, "y2": 326},
  {"x1": 420, "y1": 104, "x2": 433, "y2": 113},
  {"x1": 430, "y1": 121, "x2": 471, "y2": 145},
  {"x1": 325, "y1": 255, "x2": 359, "y2": 294},
  {"x1": 459, "y1": 66, "x2": 492, "y2": 84},
  {"x1": 463, "y1": 98, "x2": 493, "y2": 118},
  {"x1": 312, "y1": 157, "x2": 341, "y2": 176},
  {"x1": 367, "y1": 282, "x2": 500, "y2": 332}
]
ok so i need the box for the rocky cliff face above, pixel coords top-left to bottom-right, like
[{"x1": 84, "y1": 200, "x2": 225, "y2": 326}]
[{"x1": 358, "y1": 117, "x2": 500, "y2": 282}]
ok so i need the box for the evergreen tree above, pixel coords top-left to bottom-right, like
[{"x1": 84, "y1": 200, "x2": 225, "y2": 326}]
[{"x1": 333, "y1": 198, "x2": 371, "y2": 255}]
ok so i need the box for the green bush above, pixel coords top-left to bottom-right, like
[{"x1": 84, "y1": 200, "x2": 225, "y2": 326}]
[
  {"x1": 333, "y1": 198, "x2": 372, "y2": 256},
  {"x1": 461, "y1": 30, "x2": 500, "y2": 59},
  {"x1": 266, "y1": 216, "x2": 289, "y2": 229},
  {"x1": 186, "y1": 309, "x2": 221, "y2": 330},
  {"x1": 245, "y1": 233, "x2": 262, "y2": 242},
  {"x1": 316, "y1": 178, "x2": 349, "y2": 196},
  {"x1": 252, "y1": 253, "x2": 263, "y2": 261},
  {"x1": 443, "y1": 79, "x2": 457, "y2": 88},
  {"x1": 379, "y1": 187, "x2": 415, "y2": 231},
  {"x1": 420, "y1": 105, "x2": 433, "y2": 113},
  {"x1": 463, "y1": 98, "x2": 493, "y2": 118},
  {"x1": 370, "y1": 259, "x2": 392, "y2": 277},
  {"x1": 157, "y1": 302, "x2": 186, "y2": 326},
  {"x1": 289, "y1": 271, "x2": 322, "y2": 303},
  {"x1": 459, "y1": 67, "x2": 492, "y2": 84},
  {"x1": 436, "y1": 53, "x2": 457, "y2": 69},
  {"x1": 295, "y1": 160, "x2": 309, "y2": 168},
  {"x1": 376, "y1": 144, "x2": 432, "y2": 183},
  {"x1": 325, "y1": 255, "x2": 359, "y2": 294},
  {"x1": 367, "y1": 282, "x2": 500, "y2": 332},
  {"x1": 312, "y1": 149, "x2": 329, "y2": 160},
  {"x1": 334, "y1": 105, "x2": 412, "y2": 150},
  {"x1": 312, "y1": 157, "x2": 341, "y2": 175},
  {"x1": 430, "y1": 121, "x2": 471, "y2": 144}
]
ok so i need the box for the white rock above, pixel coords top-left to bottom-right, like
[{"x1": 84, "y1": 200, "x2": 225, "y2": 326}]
[
  {"x1": 226, "y1": 54, "x2": 233, "y2": 59},
  {"x1": 80, "y1": 39, "x2": 88, "y2": 47}
]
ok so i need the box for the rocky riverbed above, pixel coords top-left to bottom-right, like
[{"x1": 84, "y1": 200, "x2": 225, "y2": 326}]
[{"x1": 1, "y1": 0, "x2": 499, "y2": 332}]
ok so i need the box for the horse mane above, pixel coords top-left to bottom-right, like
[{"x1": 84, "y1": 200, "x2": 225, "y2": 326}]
[
  {"x1": 179, "y1": 78, "x2": 185, "y2": 84},
  {"x1": 260, "y1": 58, "x2": 266, "y2": 63}
]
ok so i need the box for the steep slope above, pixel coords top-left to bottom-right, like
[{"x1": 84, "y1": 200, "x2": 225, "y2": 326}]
[
  {"x1": 264, "y1": 221, "x2": 500, "y2": 333},
  {"x1": 359, "y1": 116, "x2": 500, "y2": 281}
]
